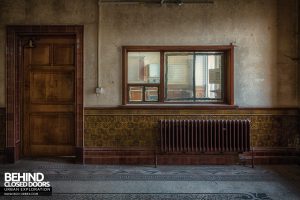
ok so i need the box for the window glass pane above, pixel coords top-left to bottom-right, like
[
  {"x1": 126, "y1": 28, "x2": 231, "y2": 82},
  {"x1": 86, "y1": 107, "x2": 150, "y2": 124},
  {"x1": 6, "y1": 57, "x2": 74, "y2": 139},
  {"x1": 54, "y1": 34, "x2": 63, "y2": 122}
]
[
  {"x1": 145, "y1": 87, "x2": 158, "y2": 102},
  {"x1": 128, "y1": 52, "x2": 160, "y2": 84},
  {"x1": 195, "y1": 55, "x2": 206, "y2": 98},
  {"x1": 165, "y1": 53, "x2": 194, "y2": 101},
  {"x1": 129, "y1": 86, "x2": 143, "y2": 102},
  {"x1": 195, "y1": 53, "x2": 224, "y2": 100},
  {"x1": 165, "y1": 52, "x2": 224, "y2": 102}
]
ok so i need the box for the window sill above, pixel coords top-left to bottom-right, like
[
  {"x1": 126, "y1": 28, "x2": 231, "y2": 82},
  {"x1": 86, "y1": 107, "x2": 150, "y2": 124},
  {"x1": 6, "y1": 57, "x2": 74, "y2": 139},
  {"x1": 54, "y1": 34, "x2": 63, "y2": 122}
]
[{"x1": 119, "y1": 104, "x2": 239, "y2": 110}]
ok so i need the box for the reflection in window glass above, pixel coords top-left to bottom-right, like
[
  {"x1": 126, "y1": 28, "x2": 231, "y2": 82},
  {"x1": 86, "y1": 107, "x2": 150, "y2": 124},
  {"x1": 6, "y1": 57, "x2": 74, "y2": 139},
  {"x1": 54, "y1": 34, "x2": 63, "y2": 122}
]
[
  {"x1": 195, "y1": 54, "x2": 223, "y2": 100},
  {"x1": 128, "y1": 52, "x2": 160, "y2": 84},
  {"x1": 165, "y1": 52, "x2": 224, "y2": 102},
  {"x1": 145, "y1": 87, "x2": 158, "y2": 102},
  {"x1": 129, "y1": 86, "x2": 143, "y2": 102},
  {"x1": 165, "y1": 54, "x2": 194, "y2": 101}
]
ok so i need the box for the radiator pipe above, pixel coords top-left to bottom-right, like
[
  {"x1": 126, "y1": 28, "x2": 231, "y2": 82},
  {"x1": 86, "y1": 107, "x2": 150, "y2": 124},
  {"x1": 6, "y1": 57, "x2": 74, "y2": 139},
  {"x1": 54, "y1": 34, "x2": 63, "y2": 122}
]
[
  {"x1": 251, "y1": 147, "x2": 254, "y2": 168},
  {"x1": 155, "y1": 153, "x2": 158, "y2": 168},
  {"x1": 97, "y1": 0, "x2": 103, "y2": 95}
]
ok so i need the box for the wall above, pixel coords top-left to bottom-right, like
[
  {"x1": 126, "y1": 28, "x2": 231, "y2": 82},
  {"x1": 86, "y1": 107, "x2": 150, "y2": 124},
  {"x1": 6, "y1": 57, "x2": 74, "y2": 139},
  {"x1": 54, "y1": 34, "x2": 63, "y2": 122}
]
[
  {"x1": 0, "y1": 0, "x2": 298, "y2": 107},
  {"x1": 85, "y1": 108, "x2": 299, "y2": 148},
  {"x1": 277, "y1": 0, "x2": 298, "y2": 106},
  {"x1": 93, "y1": 0, "x2": 297, "y2": 107},
  {"x1": 0, "y1": 0, "x2": 299, "y2": 164},
  {"x1": 84, "y1": 108, "x2": 300, "y2": 164},
  {"x1": 0, "y1": 0, "x2": 98, "y2": 107}
]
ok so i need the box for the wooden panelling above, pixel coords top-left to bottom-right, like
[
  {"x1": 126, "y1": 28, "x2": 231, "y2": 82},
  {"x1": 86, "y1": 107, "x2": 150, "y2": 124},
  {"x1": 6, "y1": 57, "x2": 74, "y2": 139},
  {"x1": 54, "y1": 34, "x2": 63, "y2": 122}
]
[
  {"x1": 53, "y1": 45, "x2": 75, "y2": 65},
  {"x1": 30, "y1": 114, "x2": 74, "y2": 145},
  {"x1": 29, "y1": 105, "x2": 74, "y2": 112},
  {"x1": 84, "y1": 147, "x2": 240, "y2": 165},
  {"x1": 30, "y1": 145, "x2": 75, "y2": 157},
  {"x1": 85, "y1": 148, "x2": 156, "y2": 165},
  {"x1": 0, "y1": 108, "x2": 5, "y2": 163},
  {"x1": 240, "y1": 147, "x2": 300, "y2": 165},
  {"x1": 30, "y1": 71, "x2": 74, "y2": 103},
  {"x1": 6, "y1": 25, "x2": 84, "y2": 163},
  {"x1": 31, "y1": 45, "x2": 51, "y2": 65},
  {"x1": 0, "y1": 108, "x2": 5, "y2": 151},
  {"x1": 24, "y1": 35, "x2": 76, "y2": 157}
]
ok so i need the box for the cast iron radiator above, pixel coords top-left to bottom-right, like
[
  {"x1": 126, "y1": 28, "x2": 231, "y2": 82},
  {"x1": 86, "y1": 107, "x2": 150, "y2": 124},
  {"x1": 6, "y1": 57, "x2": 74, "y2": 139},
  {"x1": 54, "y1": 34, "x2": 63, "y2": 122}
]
[{"x1": 157, "y1": 119, "x2": 253, "y2": 167}]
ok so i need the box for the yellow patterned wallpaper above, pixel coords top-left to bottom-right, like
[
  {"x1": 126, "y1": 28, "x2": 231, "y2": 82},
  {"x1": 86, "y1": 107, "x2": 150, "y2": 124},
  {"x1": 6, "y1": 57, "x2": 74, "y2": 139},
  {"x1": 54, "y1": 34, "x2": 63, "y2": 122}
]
[{"x1": 84, "y1": 108, "x2": 300, "y2": 149}]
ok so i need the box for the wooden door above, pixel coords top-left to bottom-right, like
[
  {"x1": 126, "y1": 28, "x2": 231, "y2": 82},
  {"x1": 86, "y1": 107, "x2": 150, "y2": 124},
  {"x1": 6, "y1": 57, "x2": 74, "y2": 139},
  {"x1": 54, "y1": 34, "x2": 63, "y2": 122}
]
[{"x1": 23, "y1": 35, "x2": 76, "y2": 157}]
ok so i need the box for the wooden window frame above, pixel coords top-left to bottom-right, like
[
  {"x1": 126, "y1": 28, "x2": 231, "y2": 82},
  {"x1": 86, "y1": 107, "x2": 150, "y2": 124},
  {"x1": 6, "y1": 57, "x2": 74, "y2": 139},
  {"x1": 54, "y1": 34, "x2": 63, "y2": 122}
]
[{"x1": 122, "y1": 45, "x2": 234, "y2": 106}]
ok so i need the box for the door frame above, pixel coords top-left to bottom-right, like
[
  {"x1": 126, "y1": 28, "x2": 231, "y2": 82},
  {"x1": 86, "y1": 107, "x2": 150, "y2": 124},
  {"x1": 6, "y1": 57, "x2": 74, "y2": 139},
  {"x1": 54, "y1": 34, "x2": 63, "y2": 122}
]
[{"x1": 5, "y1": 25, "x2": 84, "y2": 163}]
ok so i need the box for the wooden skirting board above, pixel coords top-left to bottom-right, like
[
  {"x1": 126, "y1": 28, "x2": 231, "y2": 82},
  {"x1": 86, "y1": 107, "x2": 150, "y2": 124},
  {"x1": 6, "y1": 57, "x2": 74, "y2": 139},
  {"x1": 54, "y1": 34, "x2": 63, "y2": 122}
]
[{"x1": 83, "y1": 147, "x2": 300, "y2": 165}]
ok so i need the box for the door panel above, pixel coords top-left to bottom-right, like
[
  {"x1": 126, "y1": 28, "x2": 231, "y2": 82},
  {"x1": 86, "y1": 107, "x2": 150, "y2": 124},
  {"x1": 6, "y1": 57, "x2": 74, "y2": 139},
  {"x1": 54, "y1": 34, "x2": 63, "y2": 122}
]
[
  {"x1": 30, "y1": 114, "x2": 74, "y2": 145},
  {"x1": 31, "y1": 45, "x2": 51, "y2": 65},
  {"x1": 53, "y1": 45, "x2": 75, "y2": 65},
  {"x1": 23, "y1": 35, "x2": 76, "y2": 157},
  {"x1": 30, "y1": 71, "x2": 75, "y2": 103}
]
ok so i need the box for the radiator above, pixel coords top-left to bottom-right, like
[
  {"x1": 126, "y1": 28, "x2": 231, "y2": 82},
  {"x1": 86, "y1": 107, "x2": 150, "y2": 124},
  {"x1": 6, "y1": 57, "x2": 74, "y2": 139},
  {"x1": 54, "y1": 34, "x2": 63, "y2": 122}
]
[{"x1": 159, "y1": 119, "x2": 251, "y2": 153}]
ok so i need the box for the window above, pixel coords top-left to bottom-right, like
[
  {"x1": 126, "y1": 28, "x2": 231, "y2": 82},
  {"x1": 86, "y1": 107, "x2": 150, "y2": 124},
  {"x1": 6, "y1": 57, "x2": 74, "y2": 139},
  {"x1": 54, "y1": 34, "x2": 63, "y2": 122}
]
[{"x1": 123, "y1": 46, "x2": 234, "y2": 105}]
